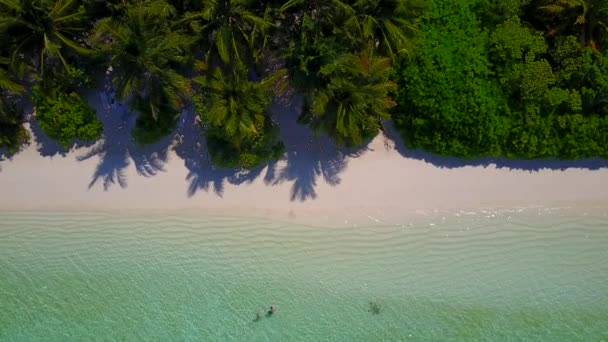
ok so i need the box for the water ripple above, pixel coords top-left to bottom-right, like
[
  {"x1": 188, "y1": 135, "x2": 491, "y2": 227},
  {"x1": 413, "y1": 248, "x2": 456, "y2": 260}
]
[{"x1": 0, "y1": 209, "x2": 607, "y2": 341}]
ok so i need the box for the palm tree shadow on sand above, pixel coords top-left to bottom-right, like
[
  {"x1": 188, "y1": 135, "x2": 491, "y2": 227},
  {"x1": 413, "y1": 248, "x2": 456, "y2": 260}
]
[
  {"x1": 173, "y1": 106, "x2": 267, "y2": 198},
  {"x1": 381, "y1": 120, "x2": 608, "y2": 171},
  {"x1": 176, "y1": 97, "x2": 363, "y2": 201},
  {"x1": 76, "y1": 91, "x2": 170, "y2": 190},
  {"x1": 29, "y1": 118, "x2": 98, "y2": 158},
  {"x1": 73, "y1": 92, "x2": 364, "y2": 199},
  {"x1": 262, "y1": 98, "x2": 366, "y2": 201}
]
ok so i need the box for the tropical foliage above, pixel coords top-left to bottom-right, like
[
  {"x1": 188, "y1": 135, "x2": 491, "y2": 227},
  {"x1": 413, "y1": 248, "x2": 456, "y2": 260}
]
[
  {"x1": 92, "y1": 0, "x2": 192, "y2": 144},
  {"x1": 0, "y1": 0, "x2": 92, "y2": 74},
  {"x1": 538, "y1": 0, "x2": 608, "y2": 50},
  {"x1": 301, "y1": 49, "x2": 397, "y2": 146},
  {"x1": 181, "y1": 0, "x2": 272, "y2": 64},
  {"x1": 0, "y1": 65, "x2": 28, "y2": 154},
  {"x1": 393, "y1": 0, "x2": 608, "y2": 159},
  {"x1": 193, "y1": 62, "x2": 286, "y2": 168},
  {"x1": 341, "y1": 0, "x2": 424, "y2": 61},
  {"x1": 0, "y1": 0, "x2": 606, "y2": 163},
  {"x1": 31, "y1": 84, "x2": 102, "y2": 149}
]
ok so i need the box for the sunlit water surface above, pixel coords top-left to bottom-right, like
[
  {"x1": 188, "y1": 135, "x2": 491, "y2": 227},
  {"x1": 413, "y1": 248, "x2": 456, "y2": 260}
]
[{"x1": 1, "y1": 209, "x2": 607, "y2": 341}]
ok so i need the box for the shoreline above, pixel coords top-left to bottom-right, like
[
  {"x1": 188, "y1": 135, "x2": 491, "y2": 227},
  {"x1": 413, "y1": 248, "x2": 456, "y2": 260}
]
[
  {"x1": 1, "y1": 202, "x2": 606, "y2": 227},
  {"x1": 1, "y1": 95, "x2": 608, "y2": 225}
]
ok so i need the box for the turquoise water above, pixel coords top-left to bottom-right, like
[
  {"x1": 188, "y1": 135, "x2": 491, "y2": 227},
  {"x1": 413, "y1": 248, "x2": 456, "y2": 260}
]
[{"x1": 1, "y1": 209, "x2": 607, "y2": 341}]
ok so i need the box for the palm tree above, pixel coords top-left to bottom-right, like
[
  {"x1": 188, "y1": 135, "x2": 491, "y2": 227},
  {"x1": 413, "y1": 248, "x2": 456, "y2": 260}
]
[
  {"x1": 277, "y1": 0, "x2": 354, "y2": 43},
  {"x1": 342, "y1": 0, "x2": 423, "y2": 61},
  {"x1": 284, "y1": 31, "x2": 345, "y2": 93},
  {"x1": 194, "y1": 62, "x2": 286, "y2": 150},
  {"x1": 301, "y1": 49, "x2": 397, "y2": 146},
  {"x1": 277, "y1": 0, "x2": 356, "y2": 93},
  {"x1": 181, "y1": 0, "x2": 272, "y2": 65},
  {"x1": 92, "y1": 0, "x2": 192, "y2": 120},
  {"x1": 539, "y1": 0, "x2": 608, "y2": 49},
  {"x1": 0, "y1": 64, "x2": 24, "y2": 95},
  {"x1": 167, "y1": 0, "x2": 201, "y2": 13},
  {"x1": 278, "y1": 0, "x2": 353, "y2": 22},
  {"x1": 0, "y1": 60, "x2": 27, "y2": 153},
  {"x1": 0, "y1": 68, "x2": 23, "y2": 123},
  {"x1": 0, "y1": 0, "x2": 92, "y2": 74}
]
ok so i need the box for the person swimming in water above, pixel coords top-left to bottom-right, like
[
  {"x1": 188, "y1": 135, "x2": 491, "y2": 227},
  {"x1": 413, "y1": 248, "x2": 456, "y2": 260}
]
[{"x1": 267, "y1": 306, "x2": 276, "y2": 316}]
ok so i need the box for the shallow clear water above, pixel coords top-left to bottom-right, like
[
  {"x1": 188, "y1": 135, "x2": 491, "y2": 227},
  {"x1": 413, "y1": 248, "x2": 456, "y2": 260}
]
[{"x1": 1, "y1": 209, "x2": 607, "y2": 341}]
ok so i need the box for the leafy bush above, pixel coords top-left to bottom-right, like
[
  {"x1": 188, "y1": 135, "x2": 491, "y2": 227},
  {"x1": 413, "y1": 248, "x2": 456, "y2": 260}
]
[
  {"x1": 393, "y1": 0, "x2": 608, "y2": 159},
  {"x1": 32, "y1": 84, "x2": 102, "y2": 149},
  {"x1": 0, "y1": 100, "x2": 30, "y2": 155},
  {"x1": 394, "y1": 0, "x2": 508, "y2": 157}
]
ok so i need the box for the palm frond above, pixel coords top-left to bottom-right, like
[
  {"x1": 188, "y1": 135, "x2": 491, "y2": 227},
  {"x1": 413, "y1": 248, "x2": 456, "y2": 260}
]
[
  {"x1": 0, "y1": 0, "x2": 20, "y2": 11},
  {"x1": 0, "y1": 69, "x2": 24, "y2": 94}
]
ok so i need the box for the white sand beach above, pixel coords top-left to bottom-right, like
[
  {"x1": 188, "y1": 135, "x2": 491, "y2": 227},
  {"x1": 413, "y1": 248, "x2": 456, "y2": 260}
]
[{"x1": 1, "y1": 93, "x2": 608, "y2": 224}]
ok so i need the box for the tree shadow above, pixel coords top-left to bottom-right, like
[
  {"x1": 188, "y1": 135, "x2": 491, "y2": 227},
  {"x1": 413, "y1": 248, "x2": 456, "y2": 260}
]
[
  {"x1": 0, "y1": 144, "x2": 22, "y2": 169},
  {"x1": 29, "y1": 117, "x2": 99, "y2": 157},
  {"x1": 173, "y1": 105, "x2": 266, "y2": 198},
  {"x1": 0, "y1": 147, "x2": 6, "y2": 172},
  {"x1": 175, "y1": 97, "x2": 359, "y2": 202},
  {"x1": 263, "y1": 98, "x2": 365, "y2": 201},
  {"x1": 76, "y1": 91, "x2": 170, "y2": 190},
  {"x1": 381, "y1": 120, "x2": 608, "y2": 171}
]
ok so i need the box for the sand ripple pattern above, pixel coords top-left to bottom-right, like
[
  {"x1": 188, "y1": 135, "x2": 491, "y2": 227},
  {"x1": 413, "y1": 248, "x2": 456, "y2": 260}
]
[{"x1": 0, "y1": 209, "x2": 607, "y2": 341}]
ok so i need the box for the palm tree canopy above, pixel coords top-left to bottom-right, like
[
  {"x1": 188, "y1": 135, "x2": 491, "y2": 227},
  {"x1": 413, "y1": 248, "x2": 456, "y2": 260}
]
[
  {"x1": 93, "y1": 0, "x2": 192, "y2": 117},
  {"x1": 0, "y1": 0, "x2": 92, "y2": 73},
  {"x1": 342, "y1": 0, "x2": 423, "y2": 60},
  {"x1": 306, "y1": 49, "x2": 397, "y2": 145},
  {"x1": 0, "y1": 68, "x2": 24, "y2": 94},
  {"x1": 277, "y1": 0, "x2": 354, "y2": 39},
  {"x1": 182, "y1": 0, "x2": 272, "y2": 65},
  {"x1": 0, "y1": 55, "x2": 23, "y2": 122},
  {"x1": 195, "y1": 62, "x2": 285, "y2": 148}
]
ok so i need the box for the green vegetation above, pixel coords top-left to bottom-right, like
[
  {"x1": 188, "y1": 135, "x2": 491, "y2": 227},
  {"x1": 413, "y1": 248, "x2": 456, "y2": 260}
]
[
  {"x1": 301, "y1": 49, "x2": 397, "y2": 146},
  {"x1": 0, "y1": 0, "x2": 607, "y2": 164},
  {"x1": 91, "y1": 0, "x2": 192, "y2": 144},
  {"x1": 193, "y1": 62, "x2": 286, "y2": 168},
  {"x1": 31, "y1": 84, "x2": 101, "y2": 149},
  {"x1": 393, "y1": 0, "x2": 608, "y2": 159},
  {"x1": 0, "y1": 65, "x2": 29, "y2": 154},
  {"x1": 0, "y1": 0, "x2": 92, "y2": 75}
]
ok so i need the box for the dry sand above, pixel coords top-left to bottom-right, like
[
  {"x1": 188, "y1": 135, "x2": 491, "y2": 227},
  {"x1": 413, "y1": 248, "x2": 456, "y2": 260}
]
[{"x1": 1, "y1": 93, "x2": 607, "y2": 224}]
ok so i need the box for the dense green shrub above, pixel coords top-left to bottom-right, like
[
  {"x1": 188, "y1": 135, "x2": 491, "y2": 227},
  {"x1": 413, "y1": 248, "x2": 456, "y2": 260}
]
[
  {"x1": 0, "y1": 100, "x2": 30, "y2": 155},
  {"x1": 393, "y1": 0, "x2": 608, "y2": 159},
  {"x1": 32, "y1": 85, "x2": 102, "y2": 149},
  {"x1": 394, "y1": 0, "x2": 508, "y2": 157}
]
